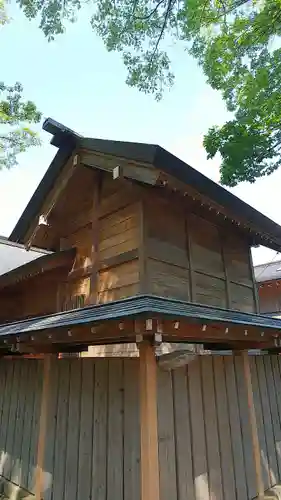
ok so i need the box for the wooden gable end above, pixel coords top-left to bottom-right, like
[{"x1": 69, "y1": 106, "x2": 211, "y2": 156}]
[
  {"x1": 6, "y1": 146, "x2": 259, "y2": 319},
  {"x1": 17, "y1": 149, "x2": 153, "y2": 313}
]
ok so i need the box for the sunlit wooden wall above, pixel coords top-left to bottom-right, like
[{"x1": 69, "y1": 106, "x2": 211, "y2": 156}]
[{"x1": 1, "y1": 355, "x2": 280, "y2": 499}]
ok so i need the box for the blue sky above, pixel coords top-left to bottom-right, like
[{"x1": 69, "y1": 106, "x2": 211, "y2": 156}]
[{"x1": 1, "y1": 3, "x2": 280, "y2": 266}]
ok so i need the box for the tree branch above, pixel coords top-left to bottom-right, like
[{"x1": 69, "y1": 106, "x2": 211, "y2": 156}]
[
  {"x1": 149, "y1": 0, "x2": 175, "y2": 64},
  {"x1": 134, "y1": 0, "x2": 166, "y2": 21}
]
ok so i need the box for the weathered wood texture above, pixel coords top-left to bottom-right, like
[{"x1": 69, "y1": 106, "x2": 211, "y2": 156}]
[
  {"x1": 0, "y1": 356, "x2": 281, "y2": 499},
  {"x1": 58, "y1": 174, "x2": 142, "y2": 308},
  {"x1": 157, "y1": 355, "x2": 281, "y2": 500},
  {"x1": 1, "y1": 164, "x2": 257, "y2": 318},
  {"x1": 0, "y1": 358, "x2": 140, "y2": 500},
  {"x1": 97, "y1": 187, "x2": 141, "y2": 302},
  {"x1": 143, "y1": 198, "x2": 256, "y2": 312},
  {"x1": 0, "y1": 267, "x2": 67, "y2": 322}
]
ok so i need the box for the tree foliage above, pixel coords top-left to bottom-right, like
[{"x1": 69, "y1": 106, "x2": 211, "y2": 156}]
[
  {"x1": 0, "y1": 0, "x2": 8, "y2": 25},
  {"x1": 12, "y1": 0, "x2": 281, "y2": 185},
  {"x1": 0, "y1": 82, "x2": 41, "y2": 170},
  {"x1": 1, "y1": 10, "x2": 41, "y2": 170}
]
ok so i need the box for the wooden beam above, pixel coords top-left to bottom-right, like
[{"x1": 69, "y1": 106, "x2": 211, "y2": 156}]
[
  {"x1": 35, "y1": 354, "x2": 51, "y2": 500},
  {"x1": 2, "y1": 315, "x2": 278, "y2": 355},
  {"x1": 148, "y1": 319, "x2": 276, "y2": 346},
  {"x1": 113, "y1": 164, "x2": 159, "y2": 186},
  {"x1": 242, "y1": 350, "x2": 264, "y2": 499},
  {"x1": 139, "y1": 341, "x2": 160, "y2": 500},
  {"x1": 87, "y1": 172, "x2": 102, "y2": 305},
  {"x1": 80, "y1": 150, "x2": 159, "y2": 183}
]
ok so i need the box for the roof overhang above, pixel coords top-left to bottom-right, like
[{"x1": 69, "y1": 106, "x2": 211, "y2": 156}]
[
  {"x1": 1, "y1": 295, "x2": 281, "y2": 355},
  {"x1": 9, "y1": 118, "x2": 281, "y2": 252},
  {"x1": 0, "y1": 248, "x2": 76, "y2": 290}
]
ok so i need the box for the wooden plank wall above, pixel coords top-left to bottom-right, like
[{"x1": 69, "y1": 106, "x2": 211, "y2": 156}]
[
  {"x1": 97, "y1": 177, "x2": 141, "y2": 303},
  {"x1": 58, "y1": 174, "x2": 142, "y2": 308},
  {"x1": 143, "y1": 197, "x2": 257, "y2": 312},
  {"x1": 1, "y1": 355, "x2": 281, "y2": 499},
  {"x1": 157, "y1": 355, "x2": 281, "y2": 500},
  {"x1": 0, "y1": 358, "x2": 140, "y2": 500},
  {"x1": 0, "y1": 268, "x2": 68, "y2": 323},
  {"x1": 0, "y1": 359, "x2": 42, "y2": 491}
]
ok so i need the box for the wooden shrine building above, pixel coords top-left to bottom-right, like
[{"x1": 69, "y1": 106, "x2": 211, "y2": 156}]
[
  {"x1": 1, "y1": 118, "x2": 281, "y2": 499},
  {"x1": 255, "y1": 260, "x2": 281, "y2": 317}
]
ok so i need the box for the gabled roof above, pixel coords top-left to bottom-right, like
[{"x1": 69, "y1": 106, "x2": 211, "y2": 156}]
[
  {"x1": 0, "y1": 236, "x2": 49, "y2": 276},
  {"x1": 9, "y1": 118, "x2": 281, "y2": 251},
  {"x1": 254, "y1": 259, "x2": 281, "y2": 283}
]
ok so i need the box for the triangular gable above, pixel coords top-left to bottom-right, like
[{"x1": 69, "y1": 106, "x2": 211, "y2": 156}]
[{"x1": 9, "y1": 117, "x2": 281, "y2": 251}]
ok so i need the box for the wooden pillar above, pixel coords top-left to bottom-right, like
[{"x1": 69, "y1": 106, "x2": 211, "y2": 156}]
[
  {"x1": 242, "y1": 351, "x2": 264, "y2": 499},
  {"x1": 35, "y1": 355, "x2": 51, "y2": 500},
  {"x1": 139, "y1": 342, "x2": 160, "y2": 500},
  {"x1": 88, "y1": 172, "x2": 102, "y2": 305}
]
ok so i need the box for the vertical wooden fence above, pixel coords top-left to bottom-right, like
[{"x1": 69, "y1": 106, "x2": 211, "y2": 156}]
[{"x1": 0, "y1": 355, "x2": 281, "y2": 499}]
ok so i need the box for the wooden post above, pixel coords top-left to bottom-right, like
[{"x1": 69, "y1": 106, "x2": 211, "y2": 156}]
[
  {"x1": 35, "y1": 355, "x2": 51, "y2": 500},
  {"x1": 139, "y1": 342, "x2": 160, "y2": 500},
  {"x1": 88, "y1": 172, "x2": 102, "y2": 305},
  {"x1": 242, "y1": 351, "x2": 264, "y2": 499}
]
